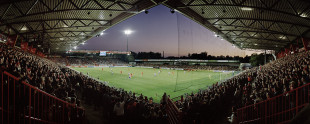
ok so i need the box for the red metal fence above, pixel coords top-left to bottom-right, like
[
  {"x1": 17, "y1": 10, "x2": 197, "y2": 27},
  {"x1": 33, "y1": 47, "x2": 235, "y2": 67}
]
[
  {"x1": 237, "y1": 83, "x2": 310, "y2": 124},
  {"x1": 166, "y1": 98, "x2": 182, "y2": 124},
  {"x1": 0, "y1": 69, "x2": 85, "y2": 124}
]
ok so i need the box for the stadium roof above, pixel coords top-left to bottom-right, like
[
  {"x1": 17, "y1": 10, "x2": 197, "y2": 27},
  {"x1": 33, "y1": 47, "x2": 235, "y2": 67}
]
[{"x1": 0, "y1": 0, "x2": 310, "y2": 52}]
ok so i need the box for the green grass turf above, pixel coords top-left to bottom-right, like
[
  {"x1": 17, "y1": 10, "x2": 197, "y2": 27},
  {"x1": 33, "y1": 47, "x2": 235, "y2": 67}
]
[{"x1": 71, "y1": 67, "x2": 233, "y2": 102}]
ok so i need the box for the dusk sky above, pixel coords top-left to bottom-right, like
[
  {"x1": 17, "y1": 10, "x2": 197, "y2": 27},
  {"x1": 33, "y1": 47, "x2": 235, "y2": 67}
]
[{"x1": 78, "y1": 5, "x2": 258, "y2": 57}]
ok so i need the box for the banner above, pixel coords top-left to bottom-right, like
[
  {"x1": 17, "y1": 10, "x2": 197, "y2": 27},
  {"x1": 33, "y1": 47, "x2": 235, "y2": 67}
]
[
  {"x1": 37, "y1": 51, "x2": 41, "y2": 57},
  {"x1": 36, "y1": 51, "x2": 45, "y2": 58},
  {"x1": 41, "y1": 53, "x2": 45, "y2": 57},
  {"x1": 20, "y1": 42, "x2": 28, "y2": 51},
  {"x1": 28, "y1": 46, "x2": 32, "y2": 52},
  {"x1": 37, "y1": 51, "x2": 45, "y2": 57},
  {"x1": 302, "y1": 38, "x2": 310, "y2": 51},
  {"x1": 277, "y1": 51, "x2": 286, "y2": 59},
  {"x1": 285, "y1": 48, "x2": 290, "y2": 55},
  {"x1": 290, "y1": 44, "x2": 299, "y2": 53},
  {"x1": 278, "y1": 52, "x2": 281, "y2": 58},
  {"x1": 296, "y1": 39, "x2": 300, "y2": 51},
  {"x1": 0, "y1": 34, "x2": 5, "y2": 41},
  {"x1": 31, "y1": 47, "x2": 36, "y2": 54},
  {"x1": 6, "y1": 35, "x2": 18, "y2": 47}
]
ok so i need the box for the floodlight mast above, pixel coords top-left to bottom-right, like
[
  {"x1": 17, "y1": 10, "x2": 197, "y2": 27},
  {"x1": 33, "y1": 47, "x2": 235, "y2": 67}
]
[{"x1": 124, "y1": 30, "x2": 132, "y2": 52}]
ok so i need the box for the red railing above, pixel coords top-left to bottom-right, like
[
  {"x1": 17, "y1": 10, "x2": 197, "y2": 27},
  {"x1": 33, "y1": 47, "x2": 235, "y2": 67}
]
[
  {"x1": 0, "y1": 69, "x2": 85, "y2": 124},
  {"x1": 237, "y1": 83, "x2": 310, "y2": 124},
  {"x1": 166, "y1": 98, "x2": 182, "y2": 124}
]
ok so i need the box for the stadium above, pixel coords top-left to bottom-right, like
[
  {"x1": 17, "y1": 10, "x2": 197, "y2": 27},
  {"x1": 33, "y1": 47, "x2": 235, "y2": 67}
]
[{"x1": 1, "y1": 0, "x2": 310, "y2": 124}]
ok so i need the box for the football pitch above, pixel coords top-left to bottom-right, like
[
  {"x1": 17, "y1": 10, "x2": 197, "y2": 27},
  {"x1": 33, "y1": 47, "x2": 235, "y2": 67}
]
[{"x1": 71, "y1": 67, "x2": 234, "y2": 102}]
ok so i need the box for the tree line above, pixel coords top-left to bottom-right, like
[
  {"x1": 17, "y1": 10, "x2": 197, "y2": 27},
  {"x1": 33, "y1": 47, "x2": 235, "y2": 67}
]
[{"x1": 131, "y1": 51, "x2": 251, "y2": 63}]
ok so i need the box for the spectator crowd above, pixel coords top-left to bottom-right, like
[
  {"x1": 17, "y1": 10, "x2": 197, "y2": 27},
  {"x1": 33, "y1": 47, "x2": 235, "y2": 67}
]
[{"x1": 172, "y1": 51, "x2": 310, "y2": 123}]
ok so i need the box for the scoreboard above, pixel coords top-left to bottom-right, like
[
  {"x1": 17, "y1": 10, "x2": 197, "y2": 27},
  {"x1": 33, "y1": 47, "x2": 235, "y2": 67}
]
[{"x1": 99, "y1": 51, "x2": 107, "y2": 56}]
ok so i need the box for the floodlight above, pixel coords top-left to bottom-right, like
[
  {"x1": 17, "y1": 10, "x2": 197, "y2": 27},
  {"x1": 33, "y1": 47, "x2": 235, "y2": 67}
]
[{"x1": 124, "y1": 29, "x2": 133, "y2": 52}]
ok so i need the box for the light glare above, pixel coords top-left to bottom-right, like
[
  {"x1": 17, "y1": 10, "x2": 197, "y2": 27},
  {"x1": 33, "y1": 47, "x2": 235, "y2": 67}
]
[
  {"x1": 241, "y1": 7, "x2": 253, "y2": 11},
  {"x1": 124, "y1": 30, "x2": 132, "y2": 35},
  {"x1": 21, "y1": 26, "x2": 27, "y2": 31},
  {"x1": 279, "y1": 36, "x2": 286, "y2": 39},
  {"x1": 301, "y1": 14, "x2": 307, "y2": 18}
]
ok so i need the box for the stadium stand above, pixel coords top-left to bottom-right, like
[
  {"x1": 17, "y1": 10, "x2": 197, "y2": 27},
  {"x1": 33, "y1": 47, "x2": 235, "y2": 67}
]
[
  {"x1": 237, "y1": 51, "x2": 310, "y2": 124},
  {"x1": 0, "y1": 43, "x2": 81, "y2": 103},
  {"x1": 168, "y1": 50, "x2": 310, "y2": 124},
  {"x1": 0, "y1": 42, "x2": 168, "y2": 123},
  {"x1": 0, "y1": 43, "x2": 85, "y2": 123}
]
